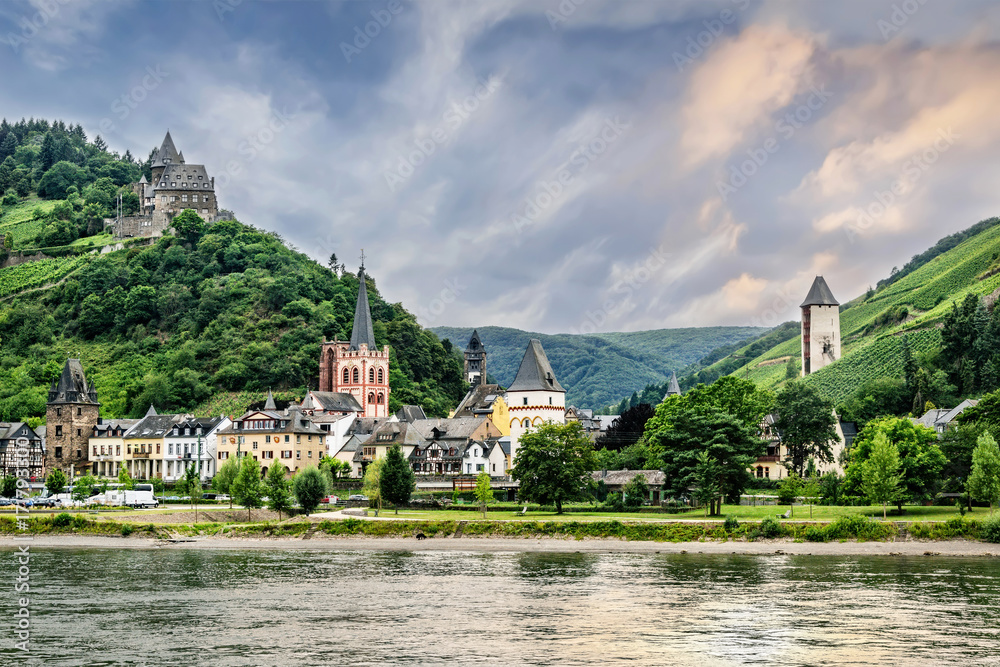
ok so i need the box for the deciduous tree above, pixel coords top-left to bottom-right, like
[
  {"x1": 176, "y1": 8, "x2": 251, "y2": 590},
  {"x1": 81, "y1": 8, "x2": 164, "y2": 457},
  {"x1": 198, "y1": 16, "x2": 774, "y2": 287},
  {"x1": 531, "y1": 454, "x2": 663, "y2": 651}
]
[
  {"x1": 214, "y1": 456, "x2": 238, "y2": 509},
  {"x1": 474, "y1": 471, "x2": 495, "y2": 518},
  {"x1": 231, "y1": 455, "x2": 263, "y2": 521},
  {"x1": 265, "y1": 462, "x2": 293, "y2": 519},
  {"x1": 967, "y1": 432, "x2": 1000, "y2": 513},
  {"x1": 45, "y1": 469, "x2": 67, "y2": 496},
  {"x1": 511, "y1": 422, "x2": 596, "y2": 514},
  {"x1": 292, "y1": 465, "x2": 327, "y2": 516},
  {"x1": 380, "y1": 444, "x2": 414, "y2": 514},
  {"x1": 861, "y1": 432, "x2": 902, "y2": 519},
  {"x1": 774, "y1": 381, "x2": 838, "y2": 477}
]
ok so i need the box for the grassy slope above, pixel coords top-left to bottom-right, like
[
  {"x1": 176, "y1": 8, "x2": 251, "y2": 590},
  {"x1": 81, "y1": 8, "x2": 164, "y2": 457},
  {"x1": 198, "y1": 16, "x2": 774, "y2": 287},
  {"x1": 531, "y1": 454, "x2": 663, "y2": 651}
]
[
  {"x1": 431, "y1": 325, "x2": 765, "y2": 409},
  {"x1": 715, "y1": 222, "x2": 1000, "y2": 402}
]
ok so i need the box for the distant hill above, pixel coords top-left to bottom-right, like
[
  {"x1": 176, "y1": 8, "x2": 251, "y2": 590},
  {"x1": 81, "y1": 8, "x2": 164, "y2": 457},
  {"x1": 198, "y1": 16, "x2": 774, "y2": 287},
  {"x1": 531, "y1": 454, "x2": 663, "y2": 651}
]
[{"x1": 430, "y1": 325, "x2": 766, "y2": 409}]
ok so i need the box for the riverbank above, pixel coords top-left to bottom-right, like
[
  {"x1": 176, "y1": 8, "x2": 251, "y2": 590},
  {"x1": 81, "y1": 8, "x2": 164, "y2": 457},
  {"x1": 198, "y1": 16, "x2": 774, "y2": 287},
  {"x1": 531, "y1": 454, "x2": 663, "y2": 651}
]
[{"x1": 4, "y1": 534, "x2": 1000, "y2": 556}]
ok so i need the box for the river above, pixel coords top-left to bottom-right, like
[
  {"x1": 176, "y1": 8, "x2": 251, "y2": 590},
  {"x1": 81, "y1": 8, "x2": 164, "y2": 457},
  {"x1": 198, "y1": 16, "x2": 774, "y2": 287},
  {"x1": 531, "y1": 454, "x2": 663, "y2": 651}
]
[{"x1": 2, "y1": 548, "x2": 999, "y2": 665}]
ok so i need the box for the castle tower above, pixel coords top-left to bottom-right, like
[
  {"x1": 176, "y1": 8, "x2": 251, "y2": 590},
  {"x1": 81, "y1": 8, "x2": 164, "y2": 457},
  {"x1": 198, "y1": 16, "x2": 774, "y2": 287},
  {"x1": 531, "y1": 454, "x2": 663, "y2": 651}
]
[
  {"x1": 464, "y1": 329, "x2": 487, "y2": 386},
  {"x1": 507, "y1": 339, "x2": 565, "y2": 463},
  {"x1": 45, "y1": 359, "x2": 101, "y2": 478},
  {"x1": 662, "y1": 371, "x2": 681, "y2": 401},
  {"x1": 318, "y1": 265, "x2": 391, "y2": 417},
  {"x1": 801, "y1": 276, "x2": 840, "y2": 376},
  {"x1": 149, "y1": 130, "x2": 179, "y2": 184}
]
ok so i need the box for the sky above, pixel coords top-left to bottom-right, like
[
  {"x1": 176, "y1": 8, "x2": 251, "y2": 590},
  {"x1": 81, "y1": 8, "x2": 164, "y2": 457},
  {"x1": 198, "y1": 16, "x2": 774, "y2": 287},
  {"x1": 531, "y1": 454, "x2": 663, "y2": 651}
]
[{"x1": 2, "y1": 0, "x2": 1000, "y2": 335}]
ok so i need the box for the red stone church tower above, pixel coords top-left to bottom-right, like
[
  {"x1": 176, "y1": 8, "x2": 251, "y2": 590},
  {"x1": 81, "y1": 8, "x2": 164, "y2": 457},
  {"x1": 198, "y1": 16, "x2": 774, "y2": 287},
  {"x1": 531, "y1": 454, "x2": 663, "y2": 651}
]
[{"x1": 318, "y1": 265, "x2": 391, "y2": 417}]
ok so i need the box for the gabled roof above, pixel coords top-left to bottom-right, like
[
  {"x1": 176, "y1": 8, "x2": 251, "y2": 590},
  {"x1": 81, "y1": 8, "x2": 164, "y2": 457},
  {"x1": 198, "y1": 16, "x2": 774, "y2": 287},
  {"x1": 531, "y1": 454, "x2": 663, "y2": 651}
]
[
  {"x1": 302, "y1": 391, "x2": 363, "y2": 413},
  {"x1": 92, "y1": 419, "x2": 140, "y2": 437},
  {"x1": 349, "y1": 268, "x2": 377, "y2": 351},
  {"x1": 800, "y1": 276, "x2": 839, "y2": 307},
  {"x1": 938, "y1": 399, "x2": 979, "y2": 425},
  {"x1": 507, "y1": 339, "x2": 564, "y2": 393},
  {"x1": 410, "y1": 417, "x2": 489, "y2": 442},
  {"x1": 0, "y1": 422, "x2": 40, "y2": 442},
  {"x1": 591, "y1": 469, "x2": 665, "y2": 487},
  {"x1": 453, "y1": 383, "x2": 504, "y2": 417},
  {"x1": 395, "y1": 405, "x2": 427, "y2": 423},
  {"x1": 125, "y1": 413, "x2": 187, "y2": 439},
  {"x1": 48, "y1": 359, "x2": 99, "y2": 405},
  {"x1": 154, "y1": 163, "x2": 214, "y2": 191}
]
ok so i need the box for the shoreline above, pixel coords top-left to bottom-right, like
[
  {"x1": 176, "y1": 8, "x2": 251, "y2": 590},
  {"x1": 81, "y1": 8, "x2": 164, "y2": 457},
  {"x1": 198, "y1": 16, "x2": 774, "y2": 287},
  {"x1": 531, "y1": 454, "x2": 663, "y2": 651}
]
[{"x1": 3, "y1": 534, "x2": 1000, "y2": 556}]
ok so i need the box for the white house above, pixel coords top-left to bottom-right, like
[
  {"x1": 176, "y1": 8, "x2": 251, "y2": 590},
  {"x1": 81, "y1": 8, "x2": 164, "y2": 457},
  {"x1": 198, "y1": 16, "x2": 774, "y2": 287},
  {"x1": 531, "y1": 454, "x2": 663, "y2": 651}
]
[{"x1": 163, "y1": 416, "x2": 230, "y2": 483}]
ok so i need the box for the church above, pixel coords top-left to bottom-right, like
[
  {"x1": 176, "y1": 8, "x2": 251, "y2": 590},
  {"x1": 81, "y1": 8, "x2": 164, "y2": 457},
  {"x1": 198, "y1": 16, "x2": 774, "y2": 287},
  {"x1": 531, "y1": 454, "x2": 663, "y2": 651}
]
[{"x1": 317, "y1": 264, "x2": 391, "y2": 418}]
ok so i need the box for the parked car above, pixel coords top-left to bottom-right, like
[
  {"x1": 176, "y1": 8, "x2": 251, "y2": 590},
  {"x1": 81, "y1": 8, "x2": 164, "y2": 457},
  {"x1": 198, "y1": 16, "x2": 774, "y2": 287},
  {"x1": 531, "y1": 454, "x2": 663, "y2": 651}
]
[
  {"x1": 34, "y1": 498, "x2": 58, "y2": 508},
  {"x1": 0, "y1": 497, "x2": 13, "y2": 506},
  {"x1": 321, "y1": 496, "x2": 340, "y2": 504},
  {"x1": 201, "y1": 493, "x2": 217, "y2": 500},
  {"x1": 348, "y1": 494, "x2": 368, "y2": 501},
  {"x1": 215, "y1": 494, "x2": 231, "y2": 502}
]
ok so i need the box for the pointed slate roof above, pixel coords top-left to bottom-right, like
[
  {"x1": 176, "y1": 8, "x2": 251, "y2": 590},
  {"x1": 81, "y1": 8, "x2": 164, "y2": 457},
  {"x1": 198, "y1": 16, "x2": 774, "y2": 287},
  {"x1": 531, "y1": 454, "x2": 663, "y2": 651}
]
[
  {"x1": 465, "y1": 329, "x2": 484, "y2": 353},
  {"x1": 144, "y1": 405, "x2": 158, "y2": 417},
  {"x1": 48, "y1": 359, "x2": 99, "y2": 405},
  {"x1": 138, "y1": 174, "x2": 147, "y2": 184},
  {"x1": 349, "y1": 268, "x2": 377, "y2": 351},
  {"x1": 264, "y1": 390, "x2": 276, "y2": 411},
  {"x1": 800, "y1": 276, "x2": 839, "y2": 307},
  {"x1": 663, "y1": 371, "x2": 681, "y2": 400},
  {"x1": 151, "y1": 131, "x2": 179, "y2": 167},
  {"x1": 507, "y1": 339, "x2": 564, "y2": 393}
]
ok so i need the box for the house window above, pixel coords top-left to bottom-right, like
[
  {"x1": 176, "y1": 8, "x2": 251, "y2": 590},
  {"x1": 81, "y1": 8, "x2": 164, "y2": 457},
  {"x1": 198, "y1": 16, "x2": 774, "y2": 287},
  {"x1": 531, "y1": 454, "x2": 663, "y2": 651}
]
[
  {"x1": 160, "y1": 196, "x2": 167, "y2": 203},
  {"x1": 308, "y1": 451, "x2": 312, "y2": 458},
  {"x1": 492, "y1": 464, "x2": 496, "y2": 472},
  {"x1": 377, "y1": 393, "x2": 384, "y2": 404},
  {"x1": 76, "y1": 429, "x2": 81, "y2": 437},
  {"x1": 156, "y1": 444, "x2": 160, "y2": 454},
  {"x1": 522, "y1": 419, "x2": 530, "y2": 428},
  {"x1": 116, "y1": 446, "x2": 120, "y2": 456},
  {"x1": 284, "y1": 435, "x2": 289, "y2": 443},
  {"x1": 549, "y1": 397, "x2": 552, "y2": 405},
  {"x1": 219, "y1": 452, "x2": 228, "y2": 460},
  {"x1": 343, "y1": 368, "x2": 350, "y2": 384},
  {"x1": 55, "y1": 425, "x2": 62, "y2": 436},
  {"x1": 169, "y1": 444, "x2": 173, "y2": 455},
  {"x1": 77, "y1": 407, "x2": 82, "y2": 416},
  {"x1": 202, "y1": 209, "x2": 208, "y2": 214},
  {"x1": 476, "y1": 464, "x2": 483, "y2": 472},
  {"x1": 56, "y1": 408, "x2": 61, "y2": 417},
  {"x1": 252, "y1": 443, "x2": 258, "y2": 450},
  {"x1": 282, "y1": 450, "x2": 292, "y2": 458},
  {"x1": 378, "y1": 368, "x2": 383, "y2": 384},
  {"x1": 266, "y1": 435, "x2": 271, "y2": 443},
  {"x1": 353, "y1": 368, "x2": 360, "y2": 383},
  {"x1": 368, "y1": 392, "x2": 375, "y2": 404},
  {"x1": 523, "y1": 398, "x2": 528, "y2": 405},
  {"x1": 55, "y1": 447, "x2": 62, "y2": 458},
  {"x1": 296, "y1": 451, "x2": 301, "y2": 459}
]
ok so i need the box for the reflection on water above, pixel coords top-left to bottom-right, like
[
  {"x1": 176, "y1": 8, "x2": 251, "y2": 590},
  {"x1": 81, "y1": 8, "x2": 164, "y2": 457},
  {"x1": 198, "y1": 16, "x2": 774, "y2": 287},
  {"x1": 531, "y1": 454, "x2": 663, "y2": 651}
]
[{"x1": 1, "y1": 548, "x2": 999, "y2": 666}]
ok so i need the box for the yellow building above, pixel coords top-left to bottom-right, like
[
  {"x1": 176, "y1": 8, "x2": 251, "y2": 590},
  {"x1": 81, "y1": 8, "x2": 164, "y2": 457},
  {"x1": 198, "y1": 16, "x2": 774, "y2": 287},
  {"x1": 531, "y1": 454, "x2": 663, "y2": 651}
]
[
  {"x1": 215, "y1": 404, "x2": 326, "y2": 476},
  {"x1": 452, "y1": 384, "x2": 510, "y2": 436}
]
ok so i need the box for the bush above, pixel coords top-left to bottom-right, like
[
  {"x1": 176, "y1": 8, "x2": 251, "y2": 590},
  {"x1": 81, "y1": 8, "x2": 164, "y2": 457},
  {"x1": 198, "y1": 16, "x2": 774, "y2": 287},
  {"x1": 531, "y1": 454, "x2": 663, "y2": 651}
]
[
  {"x1": 723, "y1": 516, "x2": 739, "y2": 532},
  {"x1": 803, "y1": 526, "x2": 826, "y2": 542},
  {"x1": 755, "y1": 517, "x2": 783, "y2": 539},
  {"x1": 52, "y1": 513, "x2": 72, "y2": 528},
  {"x1": 825, "y1": 514, "x2": 896, "y2": 541},
  {"x1": 981, "y1": 514, "x2": 1000, "y2": 543},
  {"x1": 121, "y1": 523, "x2": 134, "y2": 537}
]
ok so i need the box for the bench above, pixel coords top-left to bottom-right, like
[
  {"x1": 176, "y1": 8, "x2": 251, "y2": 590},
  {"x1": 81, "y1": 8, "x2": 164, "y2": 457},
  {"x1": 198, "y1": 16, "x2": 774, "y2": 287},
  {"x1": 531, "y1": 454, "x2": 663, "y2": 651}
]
[
  {"x1": 776, "y1": 509, "x2": 790, "y2": 519},
  {"x1": 519, "y1": 506, "x2": 528, "y2": 516}
]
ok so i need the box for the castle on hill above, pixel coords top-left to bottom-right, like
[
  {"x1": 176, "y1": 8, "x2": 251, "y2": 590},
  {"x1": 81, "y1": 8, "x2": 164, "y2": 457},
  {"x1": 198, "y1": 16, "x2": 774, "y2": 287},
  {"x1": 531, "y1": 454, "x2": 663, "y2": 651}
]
[{"x1": 107, "y1": 131, "x2": 230, "y2": 239}]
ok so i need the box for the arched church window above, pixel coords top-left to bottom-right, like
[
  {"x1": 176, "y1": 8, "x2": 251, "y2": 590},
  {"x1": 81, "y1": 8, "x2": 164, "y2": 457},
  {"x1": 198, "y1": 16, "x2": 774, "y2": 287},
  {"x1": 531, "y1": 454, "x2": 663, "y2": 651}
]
[
  {"x1": 368, "y1": 392, "x2": 376, "y2": 404},
  {"x1": 342, "y1": 368, "x2": 350, "y2": 384},
  {"x1": 377, "y1": 393, "x2": 384, "y2": 404},
  {"x1": 353, "y1": 367, "x2": 360, "y2": 383},
  {"x1": 369, "y1": 367, "x2": 375, "y2": 383},
  {"x1": 377, "y1": 368, "x2": 384, "y2": 384}
]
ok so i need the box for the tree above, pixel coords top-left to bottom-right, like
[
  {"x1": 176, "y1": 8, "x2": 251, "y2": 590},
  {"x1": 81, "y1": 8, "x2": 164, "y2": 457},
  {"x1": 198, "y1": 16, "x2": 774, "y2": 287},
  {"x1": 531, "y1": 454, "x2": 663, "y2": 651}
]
[
  {"x1": 361, "y1": 458, "x2": 384, "y2": 513},
  {"x1": 231, "y1": 455, "x2": 263, "y2": 521},
  {"x1": 45, "y1": 469, "x2": 67, "y2": 496},
  {"x1": 622, "y1": 473, "x2": 649, "y2": 509},
  {"x1": 213, "y1": 456, "x2": 239, "y2": 509},
  {"x1": 291, "y1": 465, "x2": 325, "y2": 515},
  {"x1": 595, "y1": 403, "x2": 655, "y2": 450},
  {"x1": 171, "y1": 209, "x2": 206, "y2": 241},
  {"x1": 511, "y1": 422, "x2": 597, "y2": 514},
  {"x1": 777, "y1": 473, "x2": 802, "y2": 517},
  {"x1": 265, "y1": 462, "x2": 293, "y2": 519},
  {"x1": 117, "y1": 466, "x2": 135, "y2": 491},
  {"x1": 773, "y1": 381, "x2": 838, "y2": 477},
  {"x1": 692, "y1": 452, "x2": 720, "y2": 516},
  {"x1": 861, "y1": 432, "x2": 903, "y2": 519},
  {"x1": 183, "y1": 464, "x2": 202, "y2": 520},
  {"x1": 967, "y1": 432, "x2": 1000, "y2": 512},
  {"x1": 37, "y1": 161, "x2": 80, "y2": 199},
  {"x1": 474, "y1": 471, "x2": 495, "y2": 518},
  {"x1": 644, "y1": 376, "x2": 774, "y2": 439},
  {"x1": 651, "y1": 405, "x2": 764, "y2": 505},
  {"x1": 380, "y1": 444, "x2": 414, "y2": 514},
  {"x1": 1, "y1": 475, "x2": 16, "y2": 498},
  {"x1": 844, "y1": 417, "x2": 946, "y2": 510},
  {"x1": 72, "y1": 474, "x2": 97, "y2": 503}
]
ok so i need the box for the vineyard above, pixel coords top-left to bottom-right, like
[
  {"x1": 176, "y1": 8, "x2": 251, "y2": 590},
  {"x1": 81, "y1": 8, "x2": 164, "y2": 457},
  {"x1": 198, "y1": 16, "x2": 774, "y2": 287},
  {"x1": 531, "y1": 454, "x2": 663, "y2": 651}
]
[
  {"x1": 0, "y1": 198, "x2": 58, "y2": 247},
  {"x1": 0, "y1": 255, "x2": 90, "y2": 298},
  {"x1": 701, "y1": 218, "x2": 1000, "y2": 400},
  {"x1": 194, "y1": 390, "x2": 305, "y2": 419}
]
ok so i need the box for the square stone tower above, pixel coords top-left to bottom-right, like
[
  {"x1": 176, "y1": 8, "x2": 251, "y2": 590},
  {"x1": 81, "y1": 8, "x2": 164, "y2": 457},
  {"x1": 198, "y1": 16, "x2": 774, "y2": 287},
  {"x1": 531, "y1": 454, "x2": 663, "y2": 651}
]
[
  {"x1": 800, "y1": 276, "x2": 841, "y2": 376},
  {"x1": 464, "y1": 329, "x2": 486, "y2": 386},
  {"x1": 45, "y1": 359, "x2": 101, "y2": 478},
  {"x1": 506, "y1": 339, "x2": 566, "y2": 462}
]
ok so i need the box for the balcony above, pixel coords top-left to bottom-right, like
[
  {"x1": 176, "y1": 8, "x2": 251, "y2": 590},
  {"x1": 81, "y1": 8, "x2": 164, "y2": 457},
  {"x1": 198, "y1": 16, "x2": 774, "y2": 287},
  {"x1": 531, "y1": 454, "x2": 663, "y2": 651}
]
[
  {"x1": 756, "y1": 455, "x2": 780, "y2": 463},
  {"x1": 132, "y1": 452, "x2": 151, "y2": 459}
]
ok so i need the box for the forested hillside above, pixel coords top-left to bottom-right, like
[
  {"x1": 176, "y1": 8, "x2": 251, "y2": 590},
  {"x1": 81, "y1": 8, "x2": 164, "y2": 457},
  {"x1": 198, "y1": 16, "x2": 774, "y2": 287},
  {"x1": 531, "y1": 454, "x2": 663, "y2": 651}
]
[
  {"x1": 0, "y1": 118, "x2": 466, "y2": 421},
  {"x1": 430, "y1": 325, "x2": 765, "y2": 409}
]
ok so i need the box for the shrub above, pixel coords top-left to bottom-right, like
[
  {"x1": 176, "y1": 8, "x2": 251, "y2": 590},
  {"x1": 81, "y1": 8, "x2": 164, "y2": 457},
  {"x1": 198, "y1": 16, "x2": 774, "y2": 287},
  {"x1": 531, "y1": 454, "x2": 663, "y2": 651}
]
[
  {"x1": 825, "y1": 514, "x2": 896, "y2": 541},
  {"x1": 52, "y1": 513, "x2": 72, "y2": 528},
  {"x1": 756, "y1": 517, "x2": 783, "y2": 539},
  {"x1": 981, "y1": 514, "x2": 1000, "y2": 543},
  {"x1": 121, "y1": 523, "x2": 134, "y2": 537},
  {"x1": 723, "y1": 516, "x2": 739, "y2": 532},
  {"x1": 803, "y1": 526, "x2": 826, "y2": 542}
]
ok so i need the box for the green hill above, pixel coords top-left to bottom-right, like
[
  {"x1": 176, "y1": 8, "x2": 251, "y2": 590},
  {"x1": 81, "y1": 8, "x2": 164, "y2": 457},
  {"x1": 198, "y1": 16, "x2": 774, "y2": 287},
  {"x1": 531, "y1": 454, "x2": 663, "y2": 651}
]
[
  {"x1": 430, "y1": 325, "x2": 766, "y2": 409},
  {"x1": 0, "y1": 119, "x2": 468, "y2": 422},
  {"x1": 676, "y1": 216, "x2": 1000, "y2": 405}
]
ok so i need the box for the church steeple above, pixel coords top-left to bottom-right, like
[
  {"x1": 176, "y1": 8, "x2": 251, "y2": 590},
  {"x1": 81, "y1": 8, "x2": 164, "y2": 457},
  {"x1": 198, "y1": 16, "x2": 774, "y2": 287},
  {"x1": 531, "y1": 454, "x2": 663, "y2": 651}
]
[
  {"x1": 464, "y1": 329, "x2": 486, "y2": 386},
  {"x1": 349, "y1": 265, "x2": 377, "y2": 351}
]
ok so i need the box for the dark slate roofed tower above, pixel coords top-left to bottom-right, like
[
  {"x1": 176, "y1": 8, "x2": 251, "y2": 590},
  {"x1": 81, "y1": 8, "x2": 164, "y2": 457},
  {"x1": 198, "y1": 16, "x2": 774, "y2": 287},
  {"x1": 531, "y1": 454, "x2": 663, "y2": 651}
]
[
  {"x1": 150, "y1": 130, "x2": 180, "y2": 183},
  {"x1": 48, "y1": 359, "x2": 99, "y2": 405},
  {"x1": 508, "y1": 339, "x2": 565, "y2": 393},
  {"x1": 349, "y1": 267, "x2": 377, "y2": 351},
  {"x1": 800, "y1": 276, "x2": 841, "y2": 376},
  {"x1": 662, "y1": 371, "x2": 681, "y2": 401},
  {"x1": 45, "y1": 359, "x2": 101, "y2": 478},
  {"x1": 464, "y1": 329, "x2": 487, "y2": 386}
]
